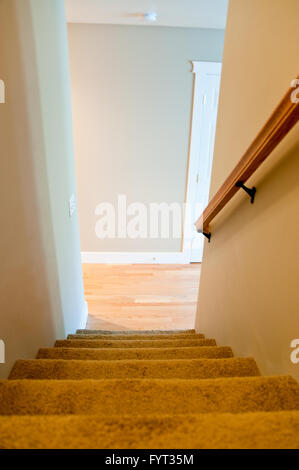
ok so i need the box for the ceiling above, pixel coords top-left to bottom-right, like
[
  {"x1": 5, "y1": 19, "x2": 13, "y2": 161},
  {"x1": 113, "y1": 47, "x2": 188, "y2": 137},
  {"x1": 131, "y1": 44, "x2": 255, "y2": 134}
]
[{"x1": 65, "y1": 0, "x2": 229, "y2": 30}]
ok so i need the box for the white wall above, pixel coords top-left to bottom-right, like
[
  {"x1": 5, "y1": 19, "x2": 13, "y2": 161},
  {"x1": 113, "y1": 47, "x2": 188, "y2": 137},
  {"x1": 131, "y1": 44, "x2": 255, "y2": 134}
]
[
  {"x1": 0, "y1": 0, "x2": 86, "y2": 378},
  {"x1": 67, "y1": 24, "x2": 225, "y2": 254}
]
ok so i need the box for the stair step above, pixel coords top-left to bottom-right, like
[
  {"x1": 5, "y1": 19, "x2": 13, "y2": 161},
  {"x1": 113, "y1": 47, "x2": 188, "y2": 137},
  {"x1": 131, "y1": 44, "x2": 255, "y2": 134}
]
[
  {"x1": 1, "y1": 376, "x2": 298, "y2": 416},
  {"x1": 8, "y1": 357, "x2": 260, "y2": 380},
  {"x1": 67, "y1": 333, "x2": 204, "y2": 341},
  {"x1": 55, "y1": 338, "x2": 216, "y2": 349},
  {"x1": 1, "y1": 411, "x2": 299, "y2": 448},
  {"x1": 37, "y1": 346, "x2": 233, "y2": 361},
  {"x1": 76, "y1": 329, "x2": 196, "y2": 335}
]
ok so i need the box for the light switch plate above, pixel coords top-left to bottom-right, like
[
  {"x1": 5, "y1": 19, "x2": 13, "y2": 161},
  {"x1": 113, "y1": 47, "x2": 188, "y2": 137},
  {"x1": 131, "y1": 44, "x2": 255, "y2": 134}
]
[{"x1": 69, "y1": 194, "x2": 76, "y2": 217}]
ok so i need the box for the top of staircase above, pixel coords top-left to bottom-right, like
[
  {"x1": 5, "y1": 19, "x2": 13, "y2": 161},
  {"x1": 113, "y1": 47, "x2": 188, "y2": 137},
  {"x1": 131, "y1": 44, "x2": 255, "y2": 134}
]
[{"x1": 76, "y1": 329, "x2": 196, "y2": 335}]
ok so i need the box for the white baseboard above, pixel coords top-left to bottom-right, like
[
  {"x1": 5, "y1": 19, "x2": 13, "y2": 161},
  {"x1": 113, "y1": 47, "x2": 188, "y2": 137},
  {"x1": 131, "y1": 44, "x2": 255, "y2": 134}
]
[{"x1": 81, "y1": 251, "x2": 190, "y2": 264}]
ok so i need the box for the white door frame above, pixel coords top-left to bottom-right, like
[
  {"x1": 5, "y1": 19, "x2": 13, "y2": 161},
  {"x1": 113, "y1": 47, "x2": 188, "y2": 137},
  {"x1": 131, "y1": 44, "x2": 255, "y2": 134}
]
[{"x1": 182, "y1": 61, "x2": 222, "y2": 263}]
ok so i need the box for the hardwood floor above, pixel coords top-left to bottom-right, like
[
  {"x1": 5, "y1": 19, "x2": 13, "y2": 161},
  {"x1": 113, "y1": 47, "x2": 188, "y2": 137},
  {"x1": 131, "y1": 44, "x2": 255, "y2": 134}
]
[{"x1": 83, "y1": 264, "x2": 201, "y2": 331}]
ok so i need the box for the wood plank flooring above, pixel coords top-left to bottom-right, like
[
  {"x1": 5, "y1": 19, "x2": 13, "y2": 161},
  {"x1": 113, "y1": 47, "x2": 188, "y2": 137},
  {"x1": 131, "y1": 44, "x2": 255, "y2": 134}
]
[{"x1": 83, "y1": 264, "x2": 201, "y2": 331}]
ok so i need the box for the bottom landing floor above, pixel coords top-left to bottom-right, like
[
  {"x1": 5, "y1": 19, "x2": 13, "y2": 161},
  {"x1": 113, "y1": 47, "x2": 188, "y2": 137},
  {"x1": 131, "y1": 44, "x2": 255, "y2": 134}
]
[{"x1": 82, "y1": 264, "x2": 201, "y2": 331}]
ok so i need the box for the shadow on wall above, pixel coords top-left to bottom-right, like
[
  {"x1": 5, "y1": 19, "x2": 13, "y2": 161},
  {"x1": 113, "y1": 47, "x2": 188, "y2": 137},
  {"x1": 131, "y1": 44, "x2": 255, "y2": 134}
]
[
  {"x1": 0, "y1": 0, "x2": 62, "y2": 379},
  {"x1": 196, "y1": 126, "x2": 299, "y2": 381},
  {"x1": 208, "y1": 129, "x2": 299, "y2": 246}
]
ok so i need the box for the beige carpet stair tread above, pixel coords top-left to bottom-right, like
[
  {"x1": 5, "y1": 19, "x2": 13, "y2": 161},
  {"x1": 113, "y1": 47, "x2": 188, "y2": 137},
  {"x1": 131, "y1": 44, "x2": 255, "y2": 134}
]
[
  {"x1": 68, "y1": 333, "x2": 204, "y2": 341},
  {"x1": 1, "y1": 411, "x2": 299, "y2": 449},
  {"x1": 3, "y1": 326, "x2": 298, "y2": 449},
  {"x1": 37, "y1": 345, "x2": 233, "y2": 361},
  {"x1": 55, "y1": 338, "x2": 216, "y2": 349},
  {"x1": 76, "y1": 329, "x2": 196, "y2": 335},
  {"x1": 1, "y1": 376, "x2": 298, "y2": 416},
  {"x1": 8, "y1": 357, "x2": 260, "y2": 380}
]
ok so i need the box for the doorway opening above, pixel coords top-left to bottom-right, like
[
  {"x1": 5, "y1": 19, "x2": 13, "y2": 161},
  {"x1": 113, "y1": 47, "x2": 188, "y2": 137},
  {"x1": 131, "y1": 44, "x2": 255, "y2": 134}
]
[{"x1": 183, "y1": 61, "x2": 222, "y2": 263}]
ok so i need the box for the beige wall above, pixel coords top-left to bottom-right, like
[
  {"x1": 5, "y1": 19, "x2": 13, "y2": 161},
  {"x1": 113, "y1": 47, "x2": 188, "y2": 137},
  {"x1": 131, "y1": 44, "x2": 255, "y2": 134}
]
[
  {"x1": 0, "y1": 0, "x2": 85, "y2": 378},
  {"x1": 196, "y1": 0, "x2": 299, "y2": 380},
  {"x1": 67, "y1": 24, "x2": 225, "y2": 252}
]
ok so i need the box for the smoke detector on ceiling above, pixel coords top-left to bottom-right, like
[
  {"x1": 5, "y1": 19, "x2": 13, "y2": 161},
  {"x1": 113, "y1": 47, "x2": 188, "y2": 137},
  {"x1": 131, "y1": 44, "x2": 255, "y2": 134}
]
[{"x1": 138, "y1": 12, "x2": 158, "y2": 22}]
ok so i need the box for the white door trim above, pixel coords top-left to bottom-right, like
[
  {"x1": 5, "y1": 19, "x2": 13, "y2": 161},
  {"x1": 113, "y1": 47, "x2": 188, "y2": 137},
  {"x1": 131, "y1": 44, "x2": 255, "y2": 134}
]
[{"x1": 182, "y1": 61, "x2": 222, "y2": 263}]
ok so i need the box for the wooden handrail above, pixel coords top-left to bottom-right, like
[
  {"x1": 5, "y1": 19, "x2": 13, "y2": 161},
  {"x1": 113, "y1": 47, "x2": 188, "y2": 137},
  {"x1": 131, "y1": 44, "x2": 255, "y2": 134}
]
[{"x1": 196, "y1": 77, "x2": 299, "y2": 234}]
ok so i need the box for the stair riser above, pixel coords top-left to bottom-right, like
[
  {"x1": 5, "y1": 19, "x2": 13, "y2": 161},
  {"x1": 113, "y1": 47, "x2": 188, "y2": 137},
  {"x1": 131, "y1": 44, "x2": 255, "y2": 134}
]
[
  {"x1": 37, "y1": 346, "x2": 233, "y2": 361},
  {"x1": 76, "y1": 329, "x2": 196, "y2": 335},
  {"x1": 67, "y1": 334, "x2": 204, "y2": 341},
  {"x1": 55, "y1": 339, "x2": 217, "y2": 349},
  {"x1": 1, "y1": 377, "x2": 298, "y2": 416},
  {"x1": 9, "y1": 358, "x2": 260, "y2": 380}
]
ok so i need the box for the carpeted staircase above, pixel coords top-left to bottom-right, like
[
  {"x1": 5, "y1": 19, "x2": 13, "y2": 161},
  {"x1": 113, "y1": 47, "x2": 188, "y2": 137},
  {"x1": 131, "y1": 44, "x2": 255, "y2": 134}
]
[{"x1": 1, "y1": 329, "x2": 299, "y2": 449}]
